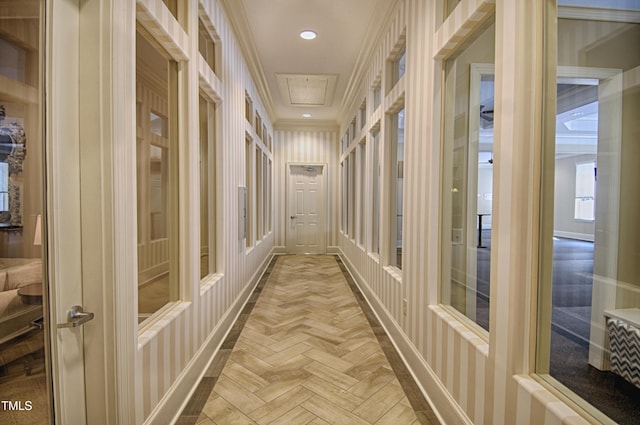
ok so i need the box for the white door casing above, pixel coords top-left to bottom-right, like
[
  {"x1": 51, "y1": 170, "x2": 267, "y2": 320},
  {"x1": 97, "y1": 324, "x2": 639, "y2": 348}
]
[
  {"x1": 46, "y1": 0, "x2": 135, "y2": 423},
  {"x1": 46, "y1": 0, "x2": 87, "y2": 423},
  {"x1": 286, "y1": 164, "x2": 327, "y2": 254}
]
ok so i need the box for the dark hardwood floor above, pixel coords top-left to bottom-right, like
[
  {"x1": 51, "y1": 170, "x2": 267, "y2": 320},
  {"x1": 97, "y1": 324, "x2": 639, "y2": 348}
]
[{"x1": 476, "y1": 231, "x2": 639, "y2": 424}]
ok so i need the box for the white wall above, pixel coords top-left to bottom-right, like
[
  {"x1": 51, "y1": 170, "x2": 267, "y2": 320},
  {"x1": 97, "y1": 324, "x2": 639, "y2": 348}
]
[{"x1": 554, "y1": 154, "x2": 596, "y2": 241}]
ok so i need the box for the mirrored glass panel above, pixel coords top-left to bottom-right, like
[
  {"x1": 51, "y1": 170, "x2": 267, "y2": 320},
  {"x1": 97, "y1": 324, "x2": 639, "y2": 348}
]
[{"x1": 136, "y1": 29, "x2": 179, "y2": 323}]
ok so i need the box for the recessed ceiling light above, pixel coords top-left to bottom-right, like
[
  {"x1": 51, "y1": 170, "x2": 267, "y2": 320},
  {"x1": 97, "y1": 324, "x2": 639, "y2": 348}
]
[
  {"x1": 303, "y1": 113, "x2": 312, "y2": 118},
  {"x1": 300, "y1": 30, "x2": 317, "y2": 40}
]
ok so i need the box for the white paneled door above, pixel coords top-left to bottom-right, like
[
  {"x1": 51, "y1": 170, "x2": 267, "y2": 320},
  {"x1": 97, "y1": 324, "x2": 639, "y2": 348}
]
[{"x1": 286, "y1": 164, "x2": 327, "y2": 254}]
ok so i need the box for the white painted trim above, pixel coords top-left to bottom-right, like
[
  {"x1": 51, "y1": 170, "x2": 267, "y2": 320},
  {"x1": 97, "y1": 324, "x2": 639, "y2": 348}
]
[
  {"x1": 539, "y1": 66, "x2": 623, "y2": 373},
  {"x1": 338, "y1": 250, "x2": 470, "y2": 425},
  {"x1": 553, "y1": 231, "x2": 594, "y2": 242},
  {"x1": 327, "y1": 246, "x2": 341, "y2": 255},
  {"x1": 145, "y1": 253, "x2": 274, "y2": 425},
  {"x1": 530, "y1": 374, "x2": 616, "y2": 425},
  {"x1": 136, "y1": 0, "x2": 190, "y2": 62},
  {"x1": 433, "y1": 0, "x2": 496, "y2": 60},
  {"x1": 272, "y1": 246, "x2": 287, "y2": 255},
  {"x1": 558, "y1": 5, "x2": 640, "y2": 23},
  {"x1": 47, "y1": 0, "x2": 86, "y2": 419},
  {"x1": 110, "y1": 0, "x2": 138, "y2": 420},
  {"x1": 623, "y1": 65, "x2": 640, "y2": 90},
  {"x1": 274, "y1": 120, "x2": 339, "y2": 131}
]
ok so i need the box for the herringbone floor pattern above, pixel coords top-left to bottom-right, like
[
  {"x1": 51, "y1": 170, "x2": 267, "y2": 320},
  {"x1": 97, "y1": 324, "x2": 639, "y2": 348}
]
[{"x1": 191, "y1": 255, "x2": 435, "y2": 425}]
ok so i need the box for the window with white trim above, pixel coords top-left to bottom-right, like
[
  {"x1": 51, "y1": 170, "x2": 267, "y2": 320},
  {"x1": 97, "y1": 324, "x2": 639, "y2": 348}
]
[
  {"x1": 136, "y1": 28, "x2": 180, "y2": 322},
  {"x1": 440, "y1": 20, "x2": 495, "y2": 332},
  {"x1": 371, "y1": 128, "x2": 380, "y2": 254},
  {"x1": 536, "y1": 4, "x2": 640, "y2": 423},
  {"x1": 389, "y1": 108, "x2": 404, "y2": 269}
]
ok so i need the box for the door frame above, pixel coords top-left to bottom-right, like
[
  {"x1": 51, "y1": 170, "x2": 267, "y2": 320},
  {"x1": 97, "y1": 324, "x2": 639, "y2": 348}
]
[
  {"x1": 46, "y1": 0, "x2": 135, "y2": 423},
  {"x1": 535, "y1": 66, "x2": 623, "y2": 374},
  {"x1": 559, "y1": 67, "x2": 623, "y2": 370},
  {"x1": 46, "y1": 0, "x2": 87, "y2": 423},
  {"x1": 285, "y1": 162, "x2": 328, "y2": 254}
]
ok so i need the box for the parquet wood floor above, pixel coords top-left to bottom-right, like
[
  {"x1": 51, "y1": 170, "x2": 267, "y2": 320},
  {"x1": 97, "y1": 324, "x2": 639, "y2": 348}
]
[{"x1": 179, "y1": 255, "x2": 438, "y2": 425}]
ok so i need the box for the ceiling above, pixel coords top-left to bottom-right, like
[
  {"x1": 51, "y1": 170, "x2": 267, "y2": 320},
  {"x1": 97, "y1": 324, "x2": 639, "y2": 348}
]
[
  {"x1": 222, "y1": 0, "x2": 399, "y2": 126},
  {"x1": 479, "y1": 82, "x2": 599, "y2": 158}
]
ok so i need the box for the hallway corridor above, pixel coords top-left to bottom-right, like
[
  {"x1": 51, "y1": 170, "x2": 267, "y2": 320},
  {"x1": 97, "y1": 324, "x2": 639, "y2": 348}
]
[{"x1": 178, "y1": 255, "x2": 438, "y2": 425}]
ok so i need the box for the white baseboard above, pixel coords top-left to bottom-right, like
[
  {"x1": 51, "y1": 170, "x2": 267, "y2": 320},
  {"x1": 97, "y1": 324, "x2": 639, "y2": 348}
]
[
  {"x1": 272, "y1": 246, "x2": 287, "y2": 254},
  {"x1": 554, "y1": 230, "x2": 594, "y2": 242},
  {"x1": 327, "y1": 245, "x2": 340, "y2": 254},
  {"x1": 145, "y1": 252, "x2": 274, "y2": 425},
  {"x1": 337, "y1": 250, "x2": 472, "y2": 425},
  {"x1": 272, "y1": 246, "x2": 339, "y2": 255}
]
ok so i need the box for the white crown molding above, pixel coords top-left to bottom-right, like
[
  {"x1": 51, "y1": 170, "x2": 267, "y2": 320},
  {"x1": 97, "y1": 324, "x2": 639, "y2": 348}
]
[
  {"x1": 274, "y1": 119, "x2": 339, "y2": 132},
  {"x1": 219, "y1": 0, "x2": 277, "y2": 124},
  {"x1": 558, "y1": 5, "x2": 640, "y2": 23}
]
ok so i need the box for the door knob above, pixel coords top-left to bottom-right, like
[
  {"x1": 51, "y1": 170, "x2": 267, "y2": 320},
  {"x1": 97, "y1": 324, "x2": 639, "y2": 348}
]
[
  {"x1": 57, "y1": 305, "x2": 95, "y2": 328},
  {"x1": 290, "y1": 215, "x2": 296, "y2": 219}
]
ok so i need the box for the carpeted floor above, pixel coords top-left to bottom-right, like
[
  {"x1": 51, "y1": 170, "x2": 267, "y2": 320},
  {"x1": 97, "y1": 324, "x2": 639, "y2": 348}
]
[
  {"x1": 476, "y1": 231, "x2": 640, "y2": 424},
  {"x1": 0, "y1": 329, "x2": 51, "y2": 424}
]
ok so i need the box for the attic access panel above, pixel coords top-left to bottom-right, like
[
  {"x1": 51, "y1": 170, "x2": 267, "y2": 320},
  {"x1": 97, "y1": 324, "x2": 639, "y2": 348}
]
[{"x1": 276, "y1": 74, "x2": 338, "y2": 107}]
